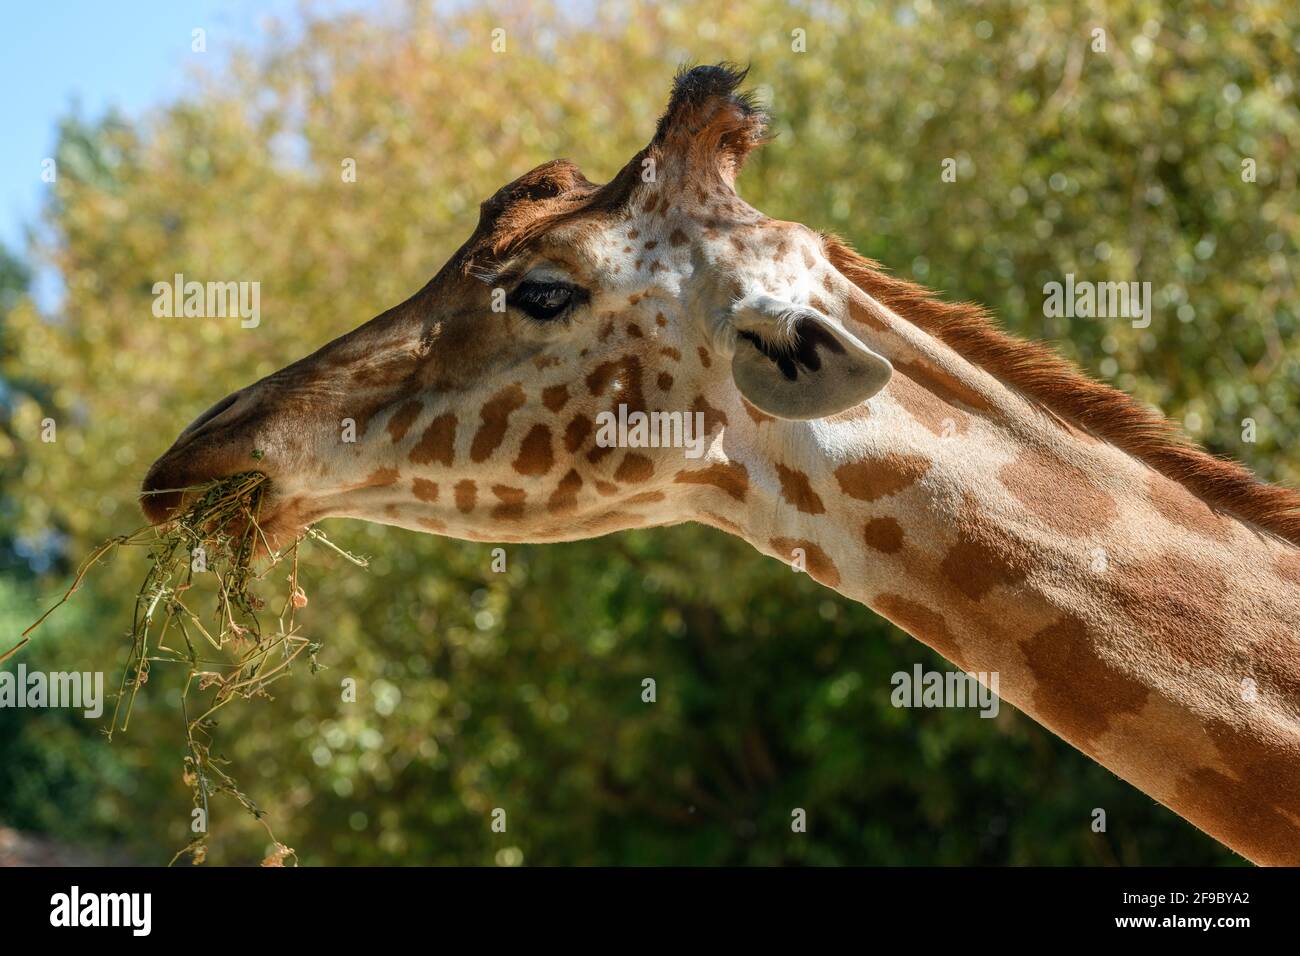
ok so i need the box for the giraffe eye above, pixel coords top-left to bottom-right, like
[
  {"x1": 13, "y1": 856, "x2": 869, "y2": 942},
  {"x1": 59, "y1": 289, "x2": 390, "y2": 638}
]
[{"x1": 508, "y1": 279, "x2": 585, "y2": 322}]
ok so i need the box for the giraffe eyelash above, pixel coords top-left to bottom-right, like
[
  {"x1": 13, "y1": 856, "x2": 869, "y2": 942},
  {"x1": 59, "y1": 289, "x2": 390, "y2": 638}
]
[{"x1": 508, "y1": 279, "x2": 588, "y2": 322}]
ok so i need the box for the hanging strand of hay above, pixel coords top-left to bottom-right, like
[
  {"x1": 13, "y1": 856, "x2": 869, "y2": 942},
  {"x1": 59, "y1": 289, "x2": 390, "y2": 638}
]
[{"x1": 7, "y1": 472, "x2": 367, "y2": 866}]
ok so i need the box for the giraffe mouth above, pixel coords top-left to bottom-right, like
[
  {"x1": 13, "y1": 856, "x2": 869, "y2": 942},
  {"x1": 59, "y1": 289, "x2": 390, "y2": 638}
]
[
  {"x1": 139, "y1": 468, "x2": 313, "y2": 563},
  {"x1": 140, "y1": 380, "x2": 275, "y2": 526}
]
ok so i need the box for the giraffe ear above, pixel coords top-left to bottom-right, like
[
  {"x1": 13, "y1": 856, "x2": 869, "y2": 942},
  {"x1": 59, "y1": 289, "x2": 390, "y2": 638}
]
[
  {"x1": 653, "y1": 63, "x2": 768, "y2": 185},
  {"x1": 728, "y1": 295, "x2": 893, "y2": 421}
]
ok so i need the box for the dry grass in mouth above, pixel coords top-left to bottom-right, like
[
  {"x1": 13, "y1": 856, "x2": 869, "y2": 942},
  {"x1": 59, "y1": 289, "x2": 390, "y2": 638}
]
[{"x1": 3, "y1": 471, "x2": 367, "y2": 866}]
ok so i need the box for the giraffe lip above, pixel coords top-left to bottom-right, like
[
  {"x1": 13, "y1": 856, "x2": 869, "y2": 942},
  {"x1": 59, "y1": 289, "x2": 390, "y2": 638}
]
[
  {"x1": 139, "y1": 455, "x2": 300, "y2": 553},
  {"x1": 139, "y1": 459, "x2": 196, "y2": 525},
  {"x1": 143, "y1": 489, "x2": 305, "y2": 562},
  {"x1": 139, "y1": 486, "x2": 185, "y2": 526}
]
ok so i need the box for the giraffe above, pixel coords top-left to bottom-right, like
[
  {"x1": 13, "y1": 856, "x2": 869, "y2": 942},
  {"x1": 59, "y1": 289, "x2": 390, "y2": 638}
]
[{"x1": 142, "y1": 65, "x2": 1300, "y2": 865}]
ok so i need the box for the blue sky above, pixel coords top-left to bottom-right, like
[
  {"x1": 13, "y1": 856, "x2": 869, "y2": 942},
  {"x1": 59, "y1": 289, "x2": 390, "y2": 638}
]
[{"x1": 0, "y1": 1, "x2": 375, "y2": 257}]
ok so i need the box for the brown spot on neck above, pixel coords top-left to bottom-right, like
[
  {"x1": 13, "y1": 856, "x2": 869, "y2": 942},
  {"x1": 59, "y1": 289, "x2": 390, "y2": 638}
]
[
  {"x1": 1021, "y1": 614, "x2": 1149, "y2": 748},
  {"x1": 547, "y1": 469, "x2": 583, "y2": 514},
  {"x1": 771, "y1": 537, "x2": 841, "y2": 588},
  {"x1": 776, "y1": 464, "x2": 825, "y2": 514},
  {"x1": 410, "y1": 413, "x2": 457, "y2": 467},
  {"x1": 997, "y1": 447, "x2": 1118, "y2": 538},
  {"x1": 890, "y1": 372, "x2": 969, "y2": 437},
  {"x1": 940, "y1": 522, "x2": 1030, "y2": 602},
  {"x1": 1108, "y1": 552, "x2": 1236, "y2": 670},
  {"x1": 873, "y1": 594, "x2": 968, "y2": 671},
  {"x1": 692, "y1": 394, "x2": 727, "y2": 435},
  {"x1": 454, "y1": 479, "x2": 477, "y2": 513},
  {"x1": 542, "y1": 384, "x2": 570, "y2": 413},
  {"x1": 564, "y1": 414, "x2": 593, "y2": 453},
  {"x1": 413, "y1": 413, "x2": 465, "y2": 468},
  {"x1": 1146, "y1": 471, "x2": 1234, "y2": 542},
  {"x1": 471, "y1": 385, "x2": 527, "y2": 463},
  {"x1": 513, "y1": 424, "x2": 555, "y2": 476},
  {"x1": 894, "y1": 357, "x2": 993, "y2": 414},
  {"x1": 845, "y1": 292, "x2": 888, "y2": 332},
  {"x1": 863, "y1": 517, "x2": 904, "y2": 553},
  {"x1": 490, "y1": 484, "x2": 527, "y2": 521},
  {"x1": 834, "y1": 453, "x2": 931, "y2": 502},
  {"x1": 412, "y1": 478, "x2": 439, "y2": 502},
  {"x1": 1175, "y1": 717, "x2": 1300, "y2": 865},
  {"x1": 698, "y1": 511, "x2": 743, "y2": 535},
  {"x1": 348, "y1": 467, "x2": 399, "y2": 491},
  {"x1": 387, "y1": 400, "x2": 423, "y2": 444},
  {"x1": 674, "y1": 461, "x2": 749, "y2": 501},
  {"x1": 614, "y1": 452, "x2": 654, "y2": 484}
]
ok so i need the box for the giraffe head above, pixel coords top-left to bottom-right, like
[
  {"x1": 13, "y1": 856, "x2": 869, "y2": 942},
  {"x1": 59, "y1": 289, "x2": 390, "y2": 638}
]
[{"x1": 141, "y1": 65, "x2": 891, "y2": 546}]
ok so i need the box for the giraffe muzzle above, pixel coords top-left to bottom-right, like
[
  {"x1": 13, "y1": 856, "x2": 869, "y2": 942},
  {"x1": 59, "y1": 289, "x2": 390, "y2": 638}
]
[{"x1": 140, "y1": 385, "x2": 269, "y2": 525}]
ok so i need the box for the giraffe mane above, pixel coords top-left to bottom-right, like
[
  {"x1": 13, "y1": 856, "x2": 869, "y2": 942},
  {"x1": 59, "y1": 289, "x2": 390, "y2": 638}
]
[{"x1": 822, "y1": 233, "x2": 1300, "y2": 548}]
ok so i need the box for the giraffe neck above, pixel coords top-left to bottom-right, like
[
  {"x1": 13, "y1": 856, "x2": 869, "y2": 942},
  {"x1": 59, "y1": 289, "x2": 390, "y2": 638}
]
[{"x1": 696, "y1": 280, "x2": 1300, "y2": 865}]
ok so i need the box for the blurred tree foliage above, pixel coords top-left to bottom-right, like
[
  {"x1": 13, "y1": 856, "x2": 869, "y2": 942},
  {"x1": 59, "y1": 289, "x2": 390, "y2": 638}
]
[{"x1": 3, "y1": 0, "x2": 1297, "y2": 864}]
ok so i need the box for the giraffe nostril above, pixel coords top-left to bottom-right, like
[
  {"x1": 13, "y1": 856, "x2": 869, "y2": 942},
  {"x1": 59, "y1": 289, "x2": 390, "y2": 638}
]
[{"x1": 181, "y1": 391, "x2": 240, "y2": 439}]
